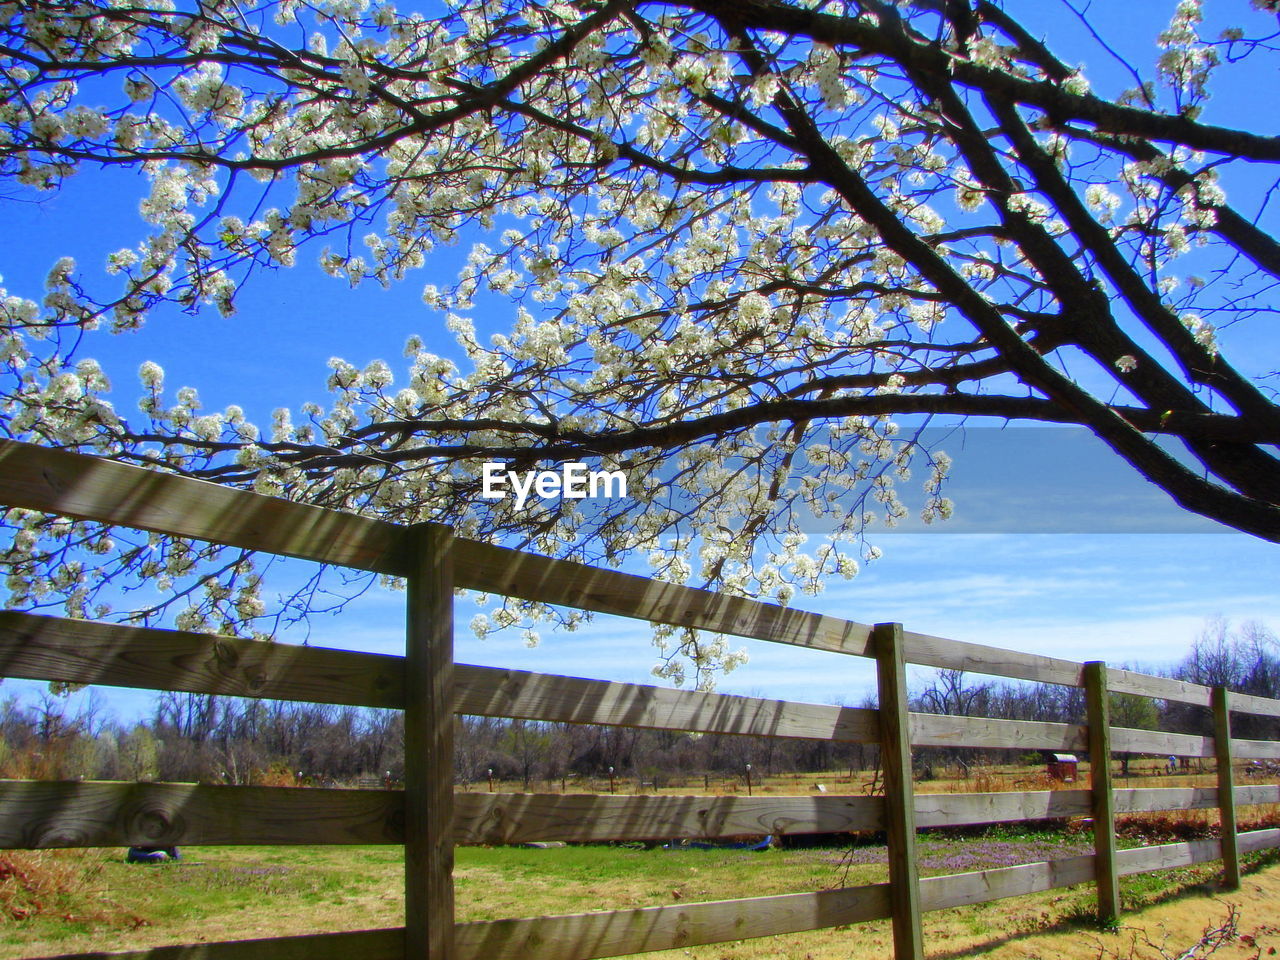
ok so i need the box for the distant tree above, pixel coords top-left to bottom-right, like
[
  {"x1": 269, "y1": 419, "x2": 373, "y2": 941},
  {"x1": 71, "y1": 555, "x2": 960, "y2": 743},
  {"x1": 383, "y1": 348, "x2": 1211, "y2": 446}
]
[
  {"x1": 454, "y1": 714, "x2": 504, "y2": 787},
  {"x1": 118, "y1": 725, "x2": 161, "y2": 782},
  {"x1": 361, "y1": 708, "x2": 404, "y2": 779},
  {"x1": 1109, "y1": 691, "x2": 1160, "y2": 777},
  {"x1": 1169, "y1": 617, "x2": 1280, "y2": 739},
  {"x1": 503, "y1": 718, "x2": 552, "y2": 790},
  {"x1": 4, "y1": 1, "x2": 1280, "y2": 683},
  {"x1": 914, "y1": 669, "x2": 991, "y2": 717}
]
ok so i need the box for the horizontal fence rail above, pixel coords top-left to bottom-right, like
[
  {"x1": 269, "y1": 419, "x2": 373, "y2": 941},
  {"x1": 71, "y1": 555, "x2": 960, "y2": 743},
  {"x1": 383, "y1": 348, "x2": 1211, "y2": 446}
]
[
  {"x1": 5, "y1": 781, "x2": 1278, "y2": 851},
  {"x1": 0, "y1": 612, "x2": 879, "y2": 742},
  {"x1": 2, "y1": 439, "x2": 1280, "y2": 960},
  {"x1": 7, "y1": 439, "x2": 1280, "y2": 708},
  {"x1": 5, "y1": 611, "x2": 1271, "y2": 758},
  {"x1": 19, "y1": 832, "x2": 1280, "y2": 960}
]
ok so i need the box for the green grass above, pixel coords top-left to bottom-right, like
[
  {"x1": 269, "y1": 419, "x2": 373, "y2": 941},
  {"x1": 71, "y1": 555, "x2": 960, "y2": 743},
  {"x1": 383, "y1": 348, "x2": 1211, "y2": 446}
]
[
  {"x1": 0, "y1": 846, "x2": 403, "y2": 953},
  {"x1": 2, "y1": 839, "x2": 1276, "y2": 958},
  {"x1": 0, "y1": 843, "x2": 879, "y2": 956}
]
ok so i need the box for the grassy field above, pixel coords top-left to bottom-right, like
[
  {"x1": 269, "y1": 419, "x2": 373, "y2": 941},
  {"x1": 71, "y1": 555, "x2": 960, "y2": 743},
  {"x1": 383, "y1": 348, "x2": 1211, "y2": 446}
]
[
  {"x1": 2, "y1": 832, "x2": 1278, "y2": 959},
  {"x1": 2, "y1": 765, "x2": 1278, "y2": 958}
]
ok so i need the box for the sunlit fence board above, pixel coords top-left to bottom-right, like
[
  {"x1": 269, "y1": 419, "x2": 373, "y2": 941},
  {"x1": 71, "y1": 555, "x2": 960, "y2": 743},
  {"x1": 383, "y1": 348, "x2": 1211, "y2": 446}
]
[
  {"x1": 1239, "y1": 828, "x2": 1280, "y2": 853},
  {"x1": 453, "y1": 792, "x2": 884, "y2": 844},
  {"x1": 1231, "y1": 693, "x2": 1280, "y2": 719},
  {"x1": 919, "y1": 853, "x2": 1096, "y2": 911},
  {"x1": 451, "y1": 883, "x2": 892, "y2": 960},
  {"x1": 1114, "y1": 787, "x2": 1217, "y2": 813},
  {"x1": 454, "y1": 539, "x2": 879, "y2": 658},
  {"x1": 910, "y1": 714, "x2": 1086, "y2": 752},
  {"x1": 1106, "y1": 669, "x2": 1212, "y2": 707},
  {"x1": 1113, "y1": 832, "x2": 1280, "y2": 873},
  {"x1": 901, "y1": 629, "x2": 1084, "y2": 686},
  {"x1": 893, "y1": 785, "x2": 1280, "y2": 829},
  {"x1": 1233, "y1": 738, "x2": 1280, "y2": 760},
  {"x1": 0, "y1": 440, "x2": 409, "y2": 575},
  {"x1": 0, "y1": 784, "x2": 886, "y2": 850},
  {"x1": 456, "y1": 664, "x2": 878, "y2": 742},
  {"x1": 1117, "y1": 838, "x2": 1221, "y2": 874},
  {"x1": 11, "y1": 782, "x2": 1274, "y2": 853},
  {"x1": 0, "y1": 613, "x2": 879, "y2": 742},
  {"x1": 9, "y1": 439, "x2": 1272, "y2": 694},
  {"x1": 0, "y1": 612, "x2": 404, "y2": 709},
  {"x1": 915, "y1": 790, "x2": 1090, "y2": 827},
  {"x1": 1109, "y1": 727, "x2": 1215, "y2": 757},
  {"x1": 0, "y1": 781, "x2": 403, "y2": 848},
  {"x1": 1235, "y1": 784, "x2": 1280, "y2": 806}
]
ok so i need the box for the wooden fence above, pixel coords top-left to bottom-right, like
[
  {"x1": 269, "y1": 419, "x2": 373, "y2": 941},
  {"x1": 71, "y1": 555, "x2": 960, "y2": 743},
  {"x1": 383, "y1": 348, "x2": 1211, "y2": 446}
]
[{"x1": 0, "y1": 437, "x2": 1278, "y2": 960}]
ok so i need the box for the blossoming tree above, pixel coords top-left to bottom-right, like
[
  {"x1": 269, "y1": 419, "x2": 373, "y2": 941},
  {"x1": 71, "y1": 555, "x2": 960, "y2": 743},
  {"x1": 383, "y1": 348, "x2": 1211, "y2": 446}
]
[{"x1": 2, "y1": 0, "x2": 1278, "y2": 684}]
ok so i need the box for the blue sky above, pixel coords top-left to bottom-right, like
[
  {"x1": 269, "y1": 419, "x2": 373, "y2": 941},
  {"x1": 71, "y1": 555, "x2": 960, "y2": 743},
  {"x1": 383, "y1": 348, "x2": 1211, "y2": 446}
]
[{"x1": 2, "y1": 1, "x2": 1279, "y2": 723}]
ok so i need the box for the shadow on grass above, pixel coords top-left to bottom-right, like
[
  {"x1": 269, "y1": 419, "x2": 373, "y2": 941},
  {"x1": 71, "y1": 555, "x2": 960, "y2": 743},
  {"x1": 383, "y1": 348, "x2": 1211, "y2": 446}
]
[{"x1": 925, "y1": 848, "x2": 1280, "y2": 960}]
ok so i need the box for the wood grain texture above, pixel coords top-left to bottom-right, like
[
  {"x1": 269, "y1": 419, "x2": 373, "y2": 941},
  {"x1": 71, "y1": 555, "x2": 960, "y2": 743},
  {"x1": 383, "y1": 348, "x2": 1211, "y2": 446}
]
[
  {"x1": 0, "y1": 612, "x2": 404, "y2": 709},
  {"x1": 874, "y1": 623, "x2": 924, "y2": 960},
  {"x1": 0, "y1": 781, "x2": 403, "y2": 848},
  {"x1": 452, "y1": 883, "x2": 891, "y2": 960},
  {"x1": 1114, "y1": 786, "x2": 1218, "y2": 813},
  {"x1": 914, "y1": 785, "x2": 1280, "y2": 827},
  {"x1": 914, "y1": 790, "x2": 1091, "y2": 828},
  {"x1": 1235, "y1": 784, "x2": 1280, "y2": 806},
  {"x1": 1230, "y1": 692, "x2": 1280, "y2": 719},
  {"x1": 453, "y1": 792, "x2": 883, "y2": 844},
  {"x1": 1116, "y1": 838, "x2": 1221, "y2": 875},
  {"x1": 919, "y1": 853, "x2": 1096, "y2": 911},
  {"x1": 454, "y1": 540, "x2": 876, "y2": 657},
  {"x1": 1084, "y1": 661, "x2": 1120, "y2": 925},
  {"x1": 1239, "y1": 828, "x2": 1280, "y2": 853},
  {"x1": 0, "y1": 783, "x2": 886, "y2": 850},
  {"x1": 0, "y1": 442, "x2": 878, "y2": 659},
  {"x1": 910, "y1": 714, "x2": 1086, "y2": 752},
  {"x1": 0, "y1": 612, "x2": 879, "y2": 742},
  {"x1": 0, "y1": 440, "x2": 410, "y2": 575},
  {"x1": 1232, "y1": 738, "x2": 1280, "y2": 760},
  {"x1": 901, "y1": 630, "x2": 1084, "y2": 686},
  {"x1": 6, "y1": 442, "x2": 1280, "y2": 725},
  {"x1": 457, "y1": 664, "x2": 878, "y2": 742},
  {"x1": 1106, "y1": 669, "x2": 1211, "y2": 707},
  {"x1": 404, "y1": 524, "x2": 455, "y2": 960},
  {"x1": 1214, "y1": 687, "x2": 1241, "y2": 889},
  {"x1": 1109, "y1": 727, "x2": 1215, "y2": 758}
]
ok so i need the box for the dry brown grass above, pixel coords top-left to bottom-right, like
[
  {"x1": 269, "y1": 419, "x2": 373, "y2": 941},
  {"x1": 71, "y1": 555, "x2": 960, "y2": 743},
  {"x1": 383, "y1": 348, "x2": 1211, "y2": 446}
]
[
  {"x1": 3, "y1": 844, "x2": 1279, "y2": 960},
  {"x1": 633, "y1": 857, "x2": 1280, "y2": 960},
  {"x1": 0, "y1": 850, "x2": 144, "y2": 929}
]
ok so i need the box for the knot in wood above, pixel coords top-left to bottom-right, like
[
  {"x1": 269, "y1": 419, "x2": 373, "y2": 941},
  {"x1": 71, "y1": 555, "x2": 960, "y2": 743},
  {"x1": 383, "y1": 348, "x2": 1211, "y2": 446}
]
[
  {"x1": 212, "y1": 639, "x2": 240, "y2": 669},
  {"x1": 124, "y1": 794, "x2": 184, "y2": 844}
]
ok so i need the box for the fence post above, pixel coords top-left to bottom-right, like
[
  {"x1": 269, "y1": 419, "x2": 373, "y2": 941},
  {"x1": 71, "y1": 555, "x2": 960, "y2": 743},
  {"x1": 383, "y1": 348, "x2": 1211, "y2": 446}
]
[
  {"x1": 1212, "y1": 686, "x2": 1241, "y2": 889},
  {"x1": 405, "y1": 523, "x2": 455, "y2": 960},
  {"x1": 1083, "y1": 661, "x2": 1120, "y2": 925},
  {"x1": 874, "y1": 622, "x2": 924, "y2": 960}
]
